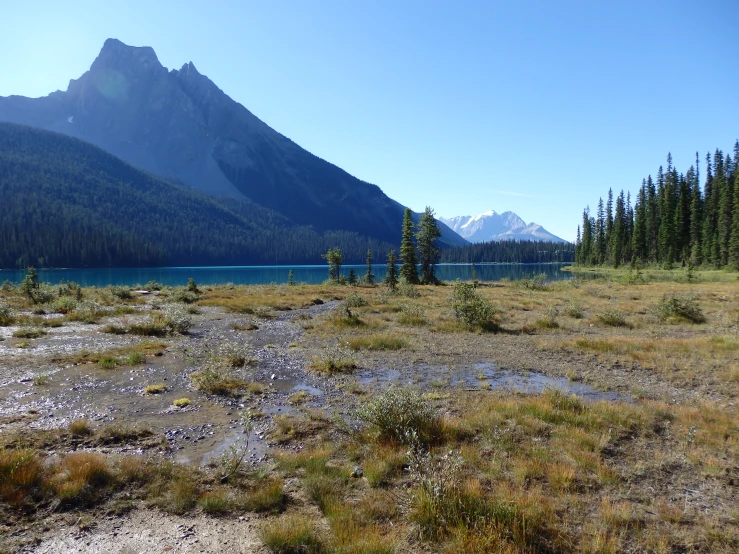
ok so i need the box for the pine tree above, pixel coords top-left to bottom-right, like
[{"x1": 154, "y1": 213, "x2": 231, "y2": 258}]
[
  {"x1": 384, "y1": 250, "x2": 398, "y2": 290},
  {"x1": 632, "y1": 181, "x2": 647, "y2": 261},
  {"x1": 611, "y1": 191, "x2": 626, "y2": 267},
  {"x1": 364, "y1": 249, "x2": 375, "y2": 285},
  {"x1": 689, "y1": 160, "x2": 703, "y2": 265},
  {"x1": 579, "y1": 207, "x2": 593, "y2": 266},
  {"x1": 321, "y1": 247, "x2": 343, "y2": 283},
  {"x1": 399, "y1": 208, "x2": 419, "y2": 284},
  {"x1": 730, "y1": 168, "x2": 739, "y2": 270},
  {"x1": 605, "y1": 189, "x2": 614, "y2": 263},
  {"x1": 718, "y1": 152, "x2": 734, "y2": 266},
  {"x1": 646, "y1": 176, "x2": 658, "y2": 262},
  {"x1": 595, "y1": 198, "x2": 606, "y2": 264},
  {"x1": 416, "y1": 206, "x2": 442, "y2": 284}
]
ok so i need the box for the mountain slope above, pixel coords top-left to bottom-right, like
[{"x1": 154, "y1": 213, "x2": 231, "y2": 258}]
[
  {"x1": 440, "y1": 210, "x2": 566, "y2": 243},
  {"x1": 0, "y1": 123, "x2": 398, "y2": 268},
  {"x1": 0, "y1": 39, "x2": 466, "y2": 247}
]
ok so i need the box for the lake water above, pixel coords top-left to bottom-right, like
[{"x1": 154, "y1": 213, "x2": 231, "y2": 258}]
[{"x1": 0, "y1": 263, "x2": 571, "y2": 287}]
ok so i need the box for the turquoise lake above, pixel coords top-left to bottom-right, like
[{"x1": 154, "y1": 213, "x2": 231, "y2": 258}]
[{"x1": 0, "y1": 263, "x2": 572, "y2": 287}]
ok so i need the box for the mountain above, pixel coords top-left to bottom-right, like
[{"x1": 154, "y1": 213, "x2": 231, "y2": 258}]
[
  {"x1": 440, "y1": 210, "x2": 566, "y2": 243},
  {"x1": 0, "y1": 39, "x2": 466, "y2": 248},
  {"x1": 0, "y1": 123, "x2": 398, "y2": 268}
]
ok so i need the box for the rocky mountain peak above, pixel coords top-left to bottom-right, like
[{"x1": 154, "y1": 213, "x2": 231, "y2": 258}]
[{"x1": 90, "y1": 38, "x2": 165, "y2": 76}]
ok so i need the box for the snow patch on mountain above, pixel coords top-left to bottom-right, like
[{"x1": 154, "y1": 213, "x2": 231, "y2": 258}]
[{"x1": 440, "y1": 210, "x2": 566, "y2": 243}]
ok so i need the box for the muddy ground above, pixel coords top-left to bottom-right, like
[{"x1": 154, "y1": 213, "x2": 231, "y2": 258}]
[{"x1": 1, "y1": 280, "x2": 737, "y2": 553}]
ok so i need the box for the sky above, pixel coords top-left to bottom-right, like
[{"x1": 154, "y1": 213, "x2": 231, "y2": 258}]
[{"x1": 2, "y1": 0, "x2": 738, "y2": 241}]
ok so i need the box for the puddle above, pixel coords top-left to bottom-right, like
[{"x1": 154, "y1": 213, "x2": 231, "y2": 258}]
[{"x1": 360, "y1": 362, "x2": 627, "y2": 402}]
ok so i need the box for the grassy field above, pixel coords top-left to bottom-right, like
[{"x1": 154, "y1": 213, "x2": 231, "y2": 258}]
[{"x1": 1, "y1": 272, "x2": 737, "y2": 553}]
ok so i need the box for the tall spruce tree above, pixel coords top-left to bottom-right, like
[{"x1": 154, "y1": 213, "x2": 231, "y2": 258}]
[
  {"x1": 384, "y1": 250, "x2": 398, "y2": 290},
  {"x1": 364, "y1": 249, "x2": 375, "y2": 284},
  {"x1": 399, "y1": 208, "x2": 419, "y2": 284},
  {"x1": 416, "y1": 207, "x2": 442, "y2": 284}
]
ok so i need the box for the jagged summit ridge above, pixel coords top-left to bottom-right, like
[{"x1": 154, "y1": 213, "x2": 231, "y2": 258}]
[{"x1": 440, "y1": 210, "x2": 565, "y2": 243}]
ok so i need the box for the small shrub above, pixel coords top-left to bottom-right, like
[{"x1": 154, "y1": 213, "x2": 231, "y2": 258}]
[
  {"x1": 54, "y1": 452, "x2": 113, "y2": 507},
  {"x1": 347, "y1": 334, "x2": 407, "y2": 351},
  {"x1": 652, "y1": 293, "x2": 705, "y2": 323},
  {"x1": 170, "y1": 290, "x2": 199, "y2": 304},
  {"x1": 357, "y1": 386, "x2": 442, "y2": 445},
  {"x1": 260, "y1": 514, "x2": 325, "y2": 554},
  {"x1": 110, "y1": 286, "x2": 133, "y2": 300},
  {"x1": 452, "y1": 282, "x2": 499, "y2": 331},
  {"x1": 68, "y1": 419, "x2": 93, "y2": 436},
  {"x1": 198, "y1": 489, "x2": 232, "y2": 514},
  {"x1": 596, "y1": 309, "x2": 628, "y2": 327},
  {"x1": 519, "y1": 273, "x2": 548, "y2": 291},
  {"x1": 51, "y1": 296, "x2": 78, "y2": 314},
  {"x1": 96, "y1": 423, "x2": 153, "y2": 445},
  {"x1": 308, "y1": 344, "x2": 358, "y2": 374},
  {"x1": 345, "y1": 292, "x2": 369, "y2": 308},
  {"x1": 33, "y1": 374, "x2": 49, "y2": 386},
  {"x1": 67, "y1": 302, "x2": 106, "y2": 324},
  {"x1": 219, "y1": 341, "x2": 255, "y2": 368},
  {"x1": 239, "y1": 478, "x2": 286, "y2": 513},
  {"x1": 126, "y1": 352, "x2": 146, "y2": 365},
  {"x1": 143, "y1": 383, "x2": 167, "y2": 395},
  {"x1": 173, "y1": 397, "x2": 191, "y2": 408},
  {"x1": 143, "y1": 280, "x2": 163, "y2": 291},
  {"x1": 563, "y1": 300, "x2": 585, "y2": 319},
  {"x1": 101, "y1": 324, "x2": 127, "y2": 335},
  {"x1": 191, "y1": 363, "x2": 249, "y2": 396},
  {"x1": 162, "y1": 304, "x2": 192, "y2": 334},
  {"x1": 0, "y1": 302, "x2": 14, "y2": 326},
  {"x1": 98, "y1": 356, "x2": 119, "y2": 369},
  {"x1": 398, "y1": 282, "x2": 420, "y2": 298},
  {"x1": 399, "y1": 303, "x2": 426, "y2": 325},
  {"x1": 12, "y1": 328, "x2": 46, "y2": 339},
  {"x1": 0, "y1": 449, "x2": 44, "y2": 508}
]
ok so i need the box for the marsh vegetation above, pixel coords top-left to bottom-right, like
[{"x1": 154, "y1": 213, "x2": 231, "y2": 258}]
[{"x1": 0, "y1": 270, "x2": 737, "y2": 553}]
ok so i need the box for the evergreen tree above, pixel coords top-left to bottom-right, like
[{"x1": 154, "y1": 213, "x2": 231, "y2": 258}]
[
  {"x1": 689, "y1": 160, "x2": 703, "y2": 265},
  {"x1": 611, "y1": 191, "x2": 626, "y2": 267},
  {"x1": 416, "y1": 206, "x2": 442, "y2": 284},
  {"x1": 718, "y1": 152, "x2": 734, "y2": 266},
  {"x1": 730, "y1": 168, "x2": 739, "y2": 270},
  {"x1": 384, "y1": 250, "x2": 398, "y2": 290},
  {"x1": 632, "y1": 181, "x2": 647, "y2": 261},
  {"x1": 321, "y1": 247, "x2": 343, "y2": 283},
  {"x1": 348, "y1": 268, "x2": 357, "y2": 285},
  {"x1": 364, "y1": 249, "x2": 375, "y2": 285},
  {"x1": 605, "y1": 189, "x2": 614, "y2": 263},
  {"x1": 399, "y1": 208, "x2": 419, "y2": 284},
  {"x1": 595, "y1": 198, "x2": 606, "y2": 264}
]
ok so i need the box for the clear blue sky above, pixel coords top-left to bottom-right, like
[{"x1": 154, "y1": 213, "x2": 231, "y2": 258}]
[{"x1": 2, "y1": 0, "x2": 738, "y2": 241}]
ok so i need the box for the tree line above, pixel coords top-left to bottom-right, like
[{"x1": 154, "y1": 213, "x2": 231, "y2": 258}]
[
  {"x1": 440, "y1": 239, "x2": 574, "y2": 264},
  {"x1": 0, "y1": 123, "x2": 395, "y2": 268},
  {"x1": 576, "y1": 143, "x2": 739, "y2": 269}
]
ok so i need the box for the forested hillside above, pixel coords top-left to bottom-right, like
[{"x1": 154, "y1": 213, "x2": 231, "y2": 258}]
[
  {"x1": 440, "y1": 239, "x2": 574, "y2": 264},
  {"x1": 0, "y1": 124, "x2": 395, "y2": 268},
  {"x1": 575, "y1": 144, "x2": 739, "y2": 269}
]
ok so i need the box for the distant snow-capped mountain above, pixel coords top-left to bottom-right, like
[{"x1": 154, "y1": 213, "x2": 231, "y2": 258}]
[{"x1": 440, "y1": 210, "x2": 566, "y2": 243}]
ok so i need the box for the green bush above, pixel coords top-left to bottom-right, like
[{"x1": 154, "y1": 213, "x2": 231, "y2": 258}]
[
  {"x1": 110, "y1": 286, "x2": 133, "y2": 300},
  {"x1": 452, "y1": 282, "x2": 499, "y2": 331},
  {"x1": 344, "y1": 292, "x2": 368, "y2": 308},
  {"x1": 563, "y1": 300, "x2": 584, "y2": 319},
  {"x1": 518, "y1": 273, "x2": 548, "y2": 291},
  {"x1": 596, "y1": 309, "x2": 628, "y2": 327},
  {"x1": 357, "y1": 386, "x2": 442, "y2": 445},
  {"x1": 0, "y1": 302, "x2": 14, "y2": 326},
  {"x1": 652, "y1": 293, "x2": 705, "y2": 323}
]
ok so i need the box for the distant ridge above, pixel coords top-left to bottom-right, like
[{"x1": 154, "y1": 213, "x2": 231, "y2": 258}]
[
  {"x1": 0, "y1": 123, "x2": 399, "y2": 268},
  {"x1": 440, "y1": 210, "x2": 566, "y2": 243}
]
